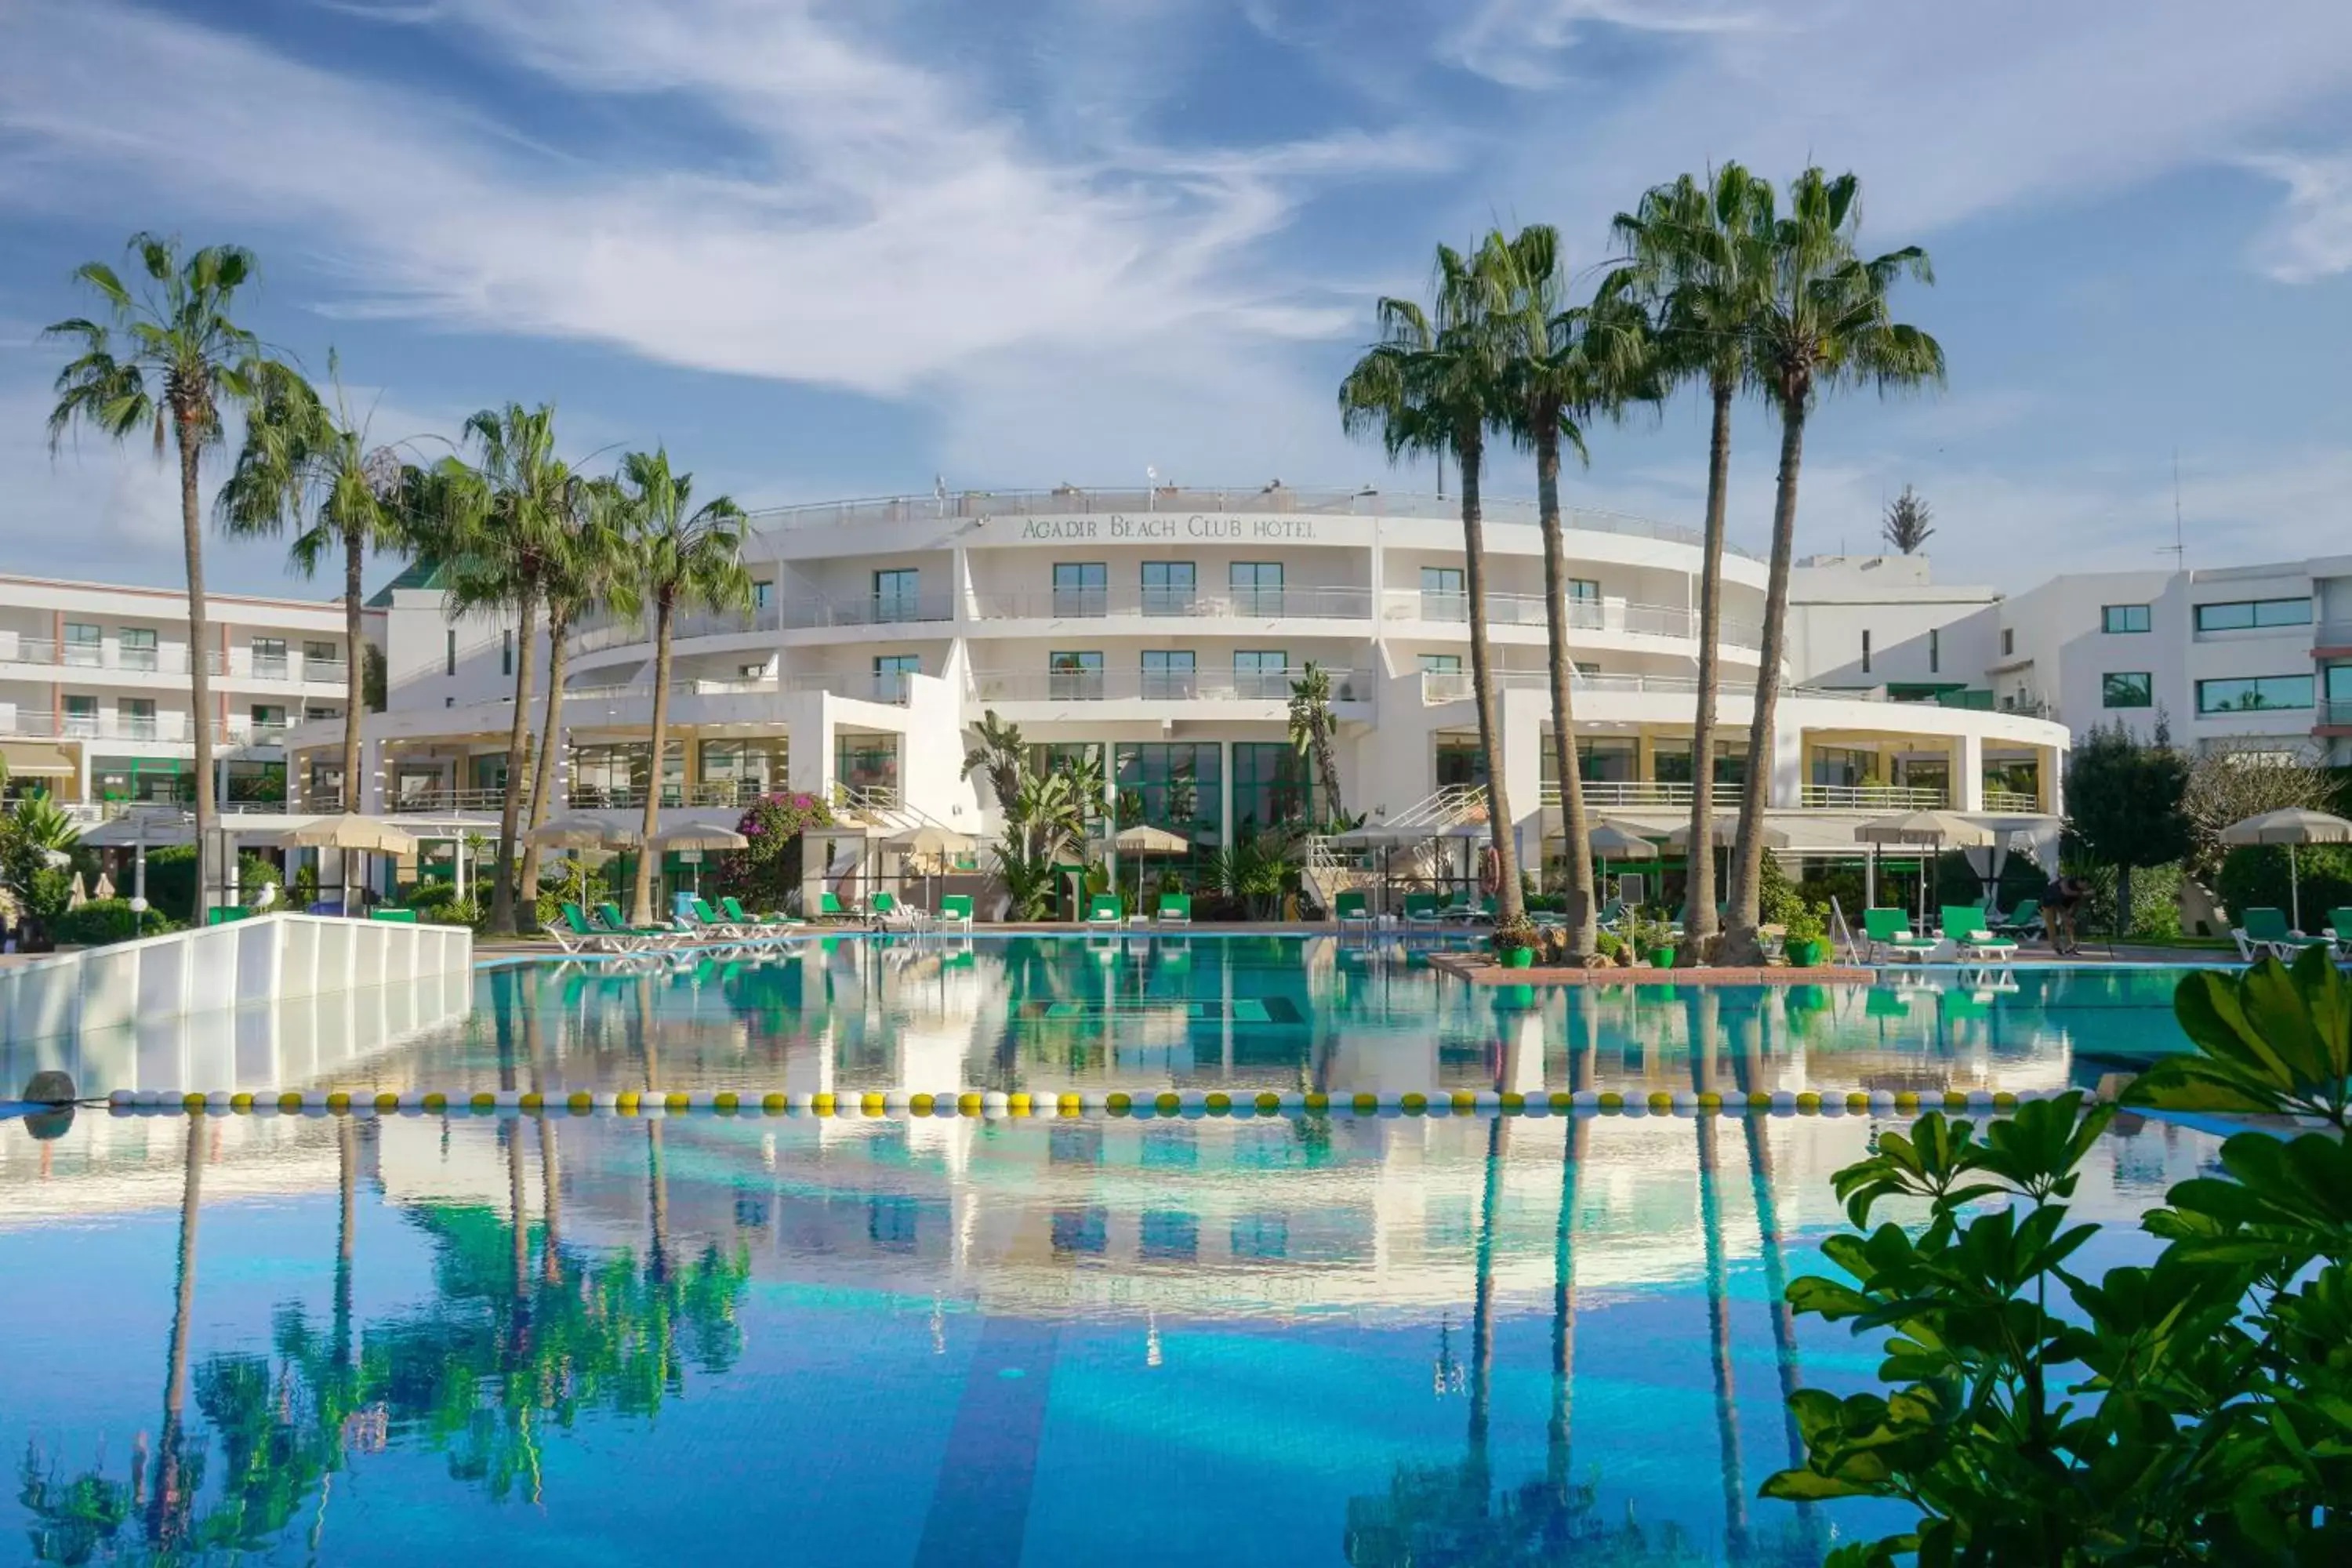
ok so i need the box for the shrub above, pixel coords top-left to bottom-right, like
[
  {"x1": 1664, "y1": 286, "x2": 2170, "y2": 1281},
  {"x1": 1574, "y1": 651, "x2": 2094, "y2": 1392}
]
[
  {"x1": 401, "y1": 878, "x2": 463, "y2": 911},
  {"x1": 140, "y1": 847, "x2": 283, "y2": 917},
  {"x1": 2216, "y1": 843, "x2": 2352, "y2": 928},
  {"x1": 2067, "y1": 858, "x2": 2184, "y2": 938},
  {"x1": 710, "y1": 791, "x2": 836, "y2": 910},
  {"x1": 51, "y1": 898, "x2": 183, "y2": 947},
  {"x1": 1768, "y1": 953, "x2": 2352, "y2": 1558}
]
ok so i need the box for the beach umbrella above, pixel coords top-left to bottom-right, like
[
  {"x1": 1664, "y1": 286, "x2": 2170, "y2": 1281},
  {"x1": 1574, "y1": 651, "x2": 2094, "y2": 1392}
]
[
  {"x1": 1857, "y1": 810, "x2": 1996, "y2": 925},
  {"x1": 1588, "y1": 819, "x2": 1657, "y2": 908},
  {"x1": 648, "y1": 822, "x2": 750, "y2": 899},
  {"x1": 2220, "y1": 807, "x2": 2352, "y2": 931},
  {"x1": 530, "y1": 815, "x2": 638, "y2": 849},
  {"x1": 270, "y1": 815, "x2": 418, "y2": 914},
  {"x1": 92, "y1": 870, "x2": 114, "y2": 901},
  {"x1": 891, "y1": 822, "x2": 978, "y2": 910},
  {"x1": 1112, "y1": 823, "x2": 1190, "y2": 909},
  {"x1": 1664, "y1": 818, "x2": 1788, "y2": 848}
]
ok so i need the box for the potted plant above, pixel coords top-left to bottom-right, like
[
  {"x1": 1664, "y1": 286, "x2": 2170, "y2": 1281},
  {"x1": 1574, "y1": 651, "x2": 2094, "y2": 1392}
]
[
  {"x1": 1781, "y1": 902, "x2": 1828, "y2": 967},
  {"x1": 1490, "y1": 915, "x2": 1539, "y2": 969}
]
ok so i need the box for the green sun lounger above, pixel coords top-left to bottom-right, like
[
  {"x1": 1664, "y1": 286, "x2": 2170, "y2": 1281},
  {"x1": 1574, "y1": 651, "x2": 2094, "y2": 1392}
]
[
  {"x1": 1940, "y1": 905, "x2": 2016, "y2": 961},
  {"x1": 1862, "y1": 906, "x2": 1940, "y2": 961}
]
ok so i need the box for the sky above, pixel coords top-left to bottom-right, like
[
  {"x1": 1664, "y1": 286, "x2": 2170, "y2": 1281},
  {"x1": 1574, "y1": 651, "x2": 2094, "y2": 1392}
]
[{"x1": 3, "y1": 0, "x2": 2352, "y2": 599}]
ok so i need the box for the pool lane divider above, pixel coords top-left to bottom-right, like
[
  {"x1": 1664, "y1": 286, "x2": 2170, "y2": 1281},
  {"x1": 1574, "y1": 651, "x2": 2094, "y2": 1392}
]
[{"x1": 105, "y1": 1085, "x2": 2059, "y2": 1120}]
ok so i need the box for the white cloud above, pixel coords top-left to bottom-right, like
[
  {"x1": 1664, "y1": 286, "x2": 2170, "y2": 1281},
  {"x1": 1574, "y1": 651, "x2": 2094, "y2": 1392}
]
[
  {"x1": 0, "y1": 0, "x2": 1436, "y2": 399},
  {"x1": 1444, "y1": 1, "x2": 1766, "y2": 90},
  {"x1": 2243, "y1": 150, "x2": 2352, "y2": 282}
]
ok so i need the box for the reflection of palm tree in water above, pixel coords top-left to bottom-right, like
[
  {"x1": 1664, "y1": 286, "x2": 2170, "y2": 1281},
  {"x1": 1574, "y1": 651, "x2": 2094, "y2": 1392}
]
[
  {"x1": 637, "y1": 973, "x2": 672, "y2": 1285},
  {"x1": 149, "y1": 1112, "x2": 205, "y2": 1548},
  {"x1": 1686, "y1": 990, "x2": 1748, "y2": 1558},
  {"x1": 1730, "y1": 1002, "x2": 1819, "y2": 1558}
]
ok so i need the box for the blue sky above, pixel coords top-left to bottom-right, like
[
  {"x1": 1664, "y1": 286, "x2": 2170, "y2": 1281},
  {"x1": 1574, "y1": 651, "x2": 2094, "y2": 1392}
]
[{"x1": 3, "y1": 0, "x2": 2351, "y2": 597}]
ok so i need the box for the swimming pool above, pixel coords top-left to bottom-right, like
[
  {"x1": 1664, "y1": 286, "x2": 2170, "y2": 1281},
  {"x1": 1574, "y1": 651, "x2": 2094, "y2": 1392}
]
[{"x1": 1, "y1": 940, "x2": 2221, "y2": 1565}]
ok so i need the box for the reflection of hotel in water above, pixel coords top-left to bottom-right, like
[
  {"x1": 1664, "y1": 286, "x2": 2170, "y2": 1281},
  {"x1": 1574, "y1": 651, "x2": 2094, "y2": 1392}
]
[{"x1": 7, "y1": 1081, "x2": 2212, "y2": 1326}]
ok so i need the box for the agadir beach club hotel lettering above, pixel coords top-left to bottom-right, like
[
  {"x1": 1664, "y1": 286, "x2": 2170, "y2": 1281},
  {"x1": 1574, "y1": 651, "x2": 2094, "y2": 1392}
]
[{"x1": 1017, "y1": 514, "x2": 1320, "y2": 541}]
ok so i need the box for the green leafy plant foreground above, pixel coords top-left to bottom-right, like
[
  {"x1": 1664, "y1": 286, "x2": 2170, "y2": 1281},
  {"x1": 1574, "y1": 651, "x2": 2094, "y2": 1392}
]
[{"x1": 1767, "y1": 1062, "x2": 2351, "y2": 1561}]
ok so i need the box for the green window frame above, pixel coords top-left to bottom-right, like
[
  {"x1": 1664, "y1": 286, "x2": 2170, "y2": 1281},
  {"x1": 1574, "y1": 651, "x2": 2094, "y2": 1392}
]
[
  {"x1": 2195, "y1": 674, "x2": 2314, "y2": 713},
  {"x1": 2101, "y1": 604, "x2": 2151, "y2": 633},
  {"x1": 1141, "y1": 561, "x2": 1196, "y2": 615},
  {"x1": 2101, "y1": 672, "x2": 2153, "y2": 709},
  {"x1": 1052, "y1": 562, "x2": 1107, "y2": 617},
  {"x1": 2194, "y1": 597, "x2": 2311, "y2": 633},
  {"x1": 1140, "y1": 648, "x2": 1196, "y2": 699},
  {"x1": 1231, "y1": 561, "x2": 1284, "y2": 615},
  {"x1": 1048, "y1": 650, "x2": 1105, "y2": 699}
]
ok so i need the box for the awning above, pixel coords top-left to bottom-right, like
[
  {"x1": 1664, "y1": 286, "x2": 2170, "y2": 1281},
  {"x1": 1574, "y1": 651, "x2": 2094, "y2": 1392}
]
[{"x1": 0, "y1": 741, "x2": 78, "y2": 778}]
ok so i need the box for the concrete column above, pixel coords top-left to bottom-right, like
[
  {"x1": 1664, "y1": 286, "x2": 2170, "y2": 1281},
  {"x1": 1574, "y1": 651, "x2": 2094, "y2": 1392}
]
[
  {"x1": 1770, "y1": 722, "x2": 1807, "y2": 809},
  {"x1": 1957, "y1": 733, "x2": 1984, "y2": 811},
  {"x1": 1219, "y1": 741, "x2": 1235, "y2": 848}
]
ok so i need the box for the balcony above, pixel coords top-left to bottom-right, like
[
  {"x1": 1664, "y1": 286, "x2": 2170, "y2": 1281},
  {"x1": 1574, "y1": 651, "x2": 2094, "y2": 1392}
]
[
  {"x1": 0, "y1": 637, "x2": 349, "y2": 684},
  {"x1": 1981, "y1": 788, "x2": 2044, "y2": 813},
  {"x1": 779, "y1": 591, "x2": 954, "y2": 630},
  {"x1": 2317, "y1": 699, "x2": 2352, "y2": 731},
  {"x1": 1547, "y1": 780, "x2": 1698, "y2": 808},
  {"x1": 567, "y1": 782, "x2": 773, "y2": 811},
  {"x1": 780, "y1": 670, "x2": 914, "y2": 706},
  {"x1": 386, "y1": 786, "x2": 515, "y2": 815},
  {"x1": 972, "y1": 586, "x2": 1375, "y2": 622},
  {"x1": 0, "y1": 708, "x2": 292, "y2": 746},
  {"x1": 1801, "y1": 784, "x2": 1948, "y2": 810},
  {"x1": 1388, "y1": 591, "x2": 1763, "y2": 648},
  {"x1": 971, "y1": 666, "x2": 1370, "y2": 705}
]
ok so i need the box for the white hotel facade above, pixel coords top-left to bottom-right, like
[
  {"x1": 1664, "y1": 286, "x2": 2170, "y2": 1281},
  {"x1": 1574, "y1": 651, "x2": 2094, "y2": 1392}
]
[{"x1": 281, "y1": 486, "x2": 2073, "y2": 898}]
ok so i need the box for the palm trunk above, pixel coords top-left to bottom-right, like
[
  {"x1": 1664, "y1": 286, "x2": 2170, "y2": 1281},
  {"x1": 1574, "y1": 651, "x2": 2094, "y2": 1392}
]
[
  {"x1": 1313, "y1": 720, "x2": 1345, "y2": 823},
  {"x1": 1722, "y1": 397, "x2": 1806, "y2": 963},
  {"x1": 1536, "y1": 419, "x2": 1595, "y2": 957},
  {"x1": 177, "y1": 426, "x2": 216, "y2": 921},
  {"x1": 150, "y1": 1116, "x2": 203, "y2": 1545},
  {"x1": 1734, "y1": 1007, "x2": 1814, "y2": 1548},
  {"x1": 1466, "y1": 1112, "x2": 1508, "y2": 1494},
  {"x1": 630, "y1": 594, "x2": 676, "y2": 927},
  {"x1": 489, "y1": 585, "x2": 541, "y2": 934},
  {"x1": 516, "y1": 606, "x2": 572, "y2": 927},
  {"x1": 1680, "y1": 376, "x2": 1734, "y2": 964},
  {"x1": 341, "y1": 528, "x2": 365, "y2": 812},
  {"x1": 1459, "y1": 437, "x2": 1524, "y2": 923},
  {"x1": 1689, "y1": 991, "x2": 1747, "y2": 1553}
]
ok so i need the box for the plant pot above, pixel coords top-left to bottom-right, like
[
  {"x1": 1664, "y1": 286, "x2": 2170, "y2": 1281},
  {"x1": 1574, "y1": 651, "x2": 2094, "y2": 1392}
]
[
  {"x1": 1647, "y1": 946, "x2": 1675, "y2": 968},
  {"x1": 1784, "y1": 936, "x2": 1825, "y2": 967},
  {"x1": 1501, "y1": 947, "x2": 1534, "y2": 969}
]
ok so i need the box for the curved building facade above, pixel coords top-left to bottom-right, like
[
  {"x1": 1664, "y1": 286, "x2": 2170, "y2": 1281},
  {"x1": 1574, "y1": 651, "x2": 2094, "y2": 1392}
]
[{"x1": 299, "y1": 486, "x2": 2071, "y2": 895}]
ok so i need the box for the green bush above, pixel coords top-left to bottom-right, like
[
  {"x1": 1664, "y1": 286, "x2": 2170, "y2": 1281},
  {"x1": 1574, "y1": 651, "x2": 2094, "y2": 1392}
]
[
  {"x1": 401, "y1": 878, "x2": 462, "y2": 909},
  {"x1": 51, "y1": 898, "x2": 183, "y2": 947},
  {"x1": 2216, "y1": 843, "x2": 2352, "y2": 928},
  {"x1": 2067, "y1": 858, "x2": 2184, "y2": 938},
  {"x1": 710, "y1": 791, "x2": 837, "y2": 910},
  {"x1": 138, "y1": 846, "x2": 283, "y2": 918}
]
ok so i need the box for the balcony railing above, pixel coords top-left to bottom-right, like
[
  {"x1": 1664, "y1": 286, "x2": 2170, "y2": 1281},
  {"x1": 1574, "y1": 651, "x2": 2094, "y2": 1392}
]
[
  {"x1": 0, "y1": 638, "x2": 345, "y2": 683},
  {"x1": 2318, "y1": 699, "x2": 2352, "y2": 728},
  {"x1": 740, "y1": 486, "x2": 1759, "y2": 558},
  {"x1": 973, "y1": 586, "x2": 1376, "y2": 622},
  {"x1": 1388, "y1": 591, "x2": 1763, "y2": 648},
  {"x1": 0, "y1": 710, "x2": 290, "y2": 745},
  {"x1": 386, "y1": 786, "x2": 515, "y2": 815},
  {"x1": 567, "y1": 782, "x2": 772, "y2": 811},
  {"x1": 779, "y1": 592, "x2": 954, "y2": 630},
  {"x1": 780, "y1": 671, "x2": 914, "y2": 706},
  {"x1": 971, "y1": 666, "x2": 1370, "y2": 705},
  {"x1": 1551, "y1": 780, "x2": 1698, "y2": 808},
  {"x1": 1980, "y1": 788, "x2": 2044, "y2": 813},
  {"x1": 1801, "y1": 784, "x2": 1948, "y2": 810}
]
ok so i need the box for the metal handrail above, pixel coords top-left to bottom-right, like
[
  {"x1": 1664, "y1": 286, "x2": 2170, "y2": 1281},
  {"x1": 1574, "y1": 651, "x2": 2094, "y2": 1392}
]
[
  {"x1": 969, "y1": 666, "x2": 1370, "y2": 703},
  {"x1": 1980, "y1": 788, "x2": 2044, "y2": 813},
  {"x1": 1800, "y1": 784, "x2": 1948, "y2": 810},
  {"x1": 971, "y1": 586, "x2": 1376, "y2": 621}
]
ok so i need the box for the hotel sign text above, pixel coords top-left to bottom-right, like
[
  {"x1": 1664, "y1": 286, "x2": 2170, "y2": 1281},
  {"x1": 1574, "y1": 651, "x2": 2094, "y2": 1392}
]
[{"x1": 1013, "y1": 514, "x2": 1319, "y2": 542}]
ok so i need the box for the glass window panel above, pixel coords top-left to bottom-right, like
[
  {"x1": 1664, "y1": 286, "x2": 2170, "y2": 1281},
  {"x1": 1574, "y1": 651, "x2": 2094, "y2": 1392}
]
[
  {"x1": 2196, "y1": 675, "x2": 2314, "y2": 713},
  {"x1": 2102, "y1": 604, "x2": 2151, "y2": 633},
  {"x1": 1052, "y1": 562, "x2": 1107, "y2": 616},
  {"x1": 2102, "y1": 671, "x2": 2153, "y2": 708}
]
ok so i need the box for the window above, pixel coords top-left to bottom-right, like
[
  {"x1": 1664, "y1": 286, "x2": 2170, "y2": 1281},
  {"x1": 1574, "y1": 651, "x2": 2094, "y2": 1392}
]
[
  {"x1": 1141, "y1": 561, "x2": 1196, "y2": 615},
  {"x1": 2102, "y1": 604, "x2": 2151, "y2": 634},
  {"x1": 1231, "y1": 561, "x2": 1283, "y2": 616},
  {"x1": 62, "y1": 695, "x2": 97, "y2": 736},
  {"x1": 2196, "y1": 674, "x2": 2314, "y2": 714},
  {"x1": 445, "y1": 628, "x2": 456, "y2": 676},
  {"x1": 499, "y1": 629, "x2": 512, "y2": 677},
  {"x1": 1929, "y1": 627, "x2": 1940, "y2": 673},
  {"x1": 119, "y1": 627, "x2": 158, "y2": 671},
  {"x1": 1418, "y1": 653, "x2": 1461, "y2": 673},
  {"x1": 699, "y1": 738, "x2": 789, "y2": 804},
  {"x1": 252, "y1": 636, "x2": 288, "y2": 677},
  {"x1": 1112, "y1": 742, "x2": 1218, "y2": 836},
  {"x1": 1233, "y1": 648, "x2": 1288, "y2": 699},
  {"x1": 2002, "y1": 627, "x2": 2015, "y2": 656},
  {"x1": 2194, "y1": 597, "x2": 2311, "y2": 633},
  {"x1": 1421, "y1": 566, "x2": 1465, "y2": 621},
  {"x1": 63, "y1": 622, "x2": 100, "y2": 667},
  {"x1": 872, "y1": 568, "x2": 920, "y2": 622},
  {"x1": 1048, "y1": 650, "x2": 1104, "y2": 699},
  {"x1": 2328, "y1": 663, "x2": 2352, "y2": 707},
  {"x1": 753, "y1": 579, "x2": 771, "y2": 610},
  {"x1": 118, "y1": 698, "x2": 156, "y2": 740},
  {"x1": 1567, "y1": 577, "x2": 1601, "y2": 626},
  {"x1": 1140, "y1": 648, "x2": 1196, "y2": 699},
  {"x1": 1577, "y1": 736, "x2": 1638, "y2": 782},
  {"x1": 1860, "y1": 628, "x2": 1872, "y2": 674},
  {"x1": 1052, "y1": 562, "x2": 1107, "y2": 617},
  {"x1": 1434, "y1": 739, "x2": 1488, "y2": 789},
  {"x1": 303, "y1": 639, "x2": 339, "y2": 667},
  {"x1": 2101, "y1": 672, "x2": 2153, "y2": 709},
  {"x1": 250, "y1": 704, "x2": 288, "y2": 734},
  {"x1": 835, "y1": 739, "x2": 898, "y2": 795},
  {"x1": 304, "y1": 706, "x2": 340, "y2": 723},
  {"x1": 1234, "y1": 741, "x2": 1313, "y2": 829},
  {"x1": 872, "y1": 653, "x2": 920, "y2": 701}
]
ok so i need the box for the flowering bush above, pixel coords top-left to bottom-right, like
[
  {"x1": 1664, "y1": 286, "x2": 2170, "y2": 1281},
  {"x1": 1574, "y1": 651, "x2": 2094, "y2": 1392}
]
[{"x1": 710, "y1": 791, "x2": 836, "y2": 910}]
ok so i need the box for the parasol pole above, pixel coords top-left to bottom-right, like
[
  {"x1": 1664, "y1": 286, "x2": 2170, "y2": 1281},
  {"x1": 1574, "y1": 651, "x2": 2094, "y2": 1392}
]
[{"x1": 2290, "y1": 842, "x2": 2302, "y2": 932}]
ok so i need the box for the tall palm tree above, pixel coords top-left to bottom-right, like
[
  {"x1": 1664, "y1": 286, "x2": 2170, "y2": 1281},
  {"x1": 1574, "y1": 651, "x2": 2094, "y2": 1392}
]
[
  {"x1": 423, "y1": 404, "x2": 581, "y2": 933},
  {"x1": 1285, "y1": 662, "x2": 1346, "y2": 823},
  {"x1": 615, "y1": 449, "x2": 750, "y2": 927},
  {"x1": 1613, "y1": 166, "x2": 1774, "y2": 964},
  {"x1": 216, "y1": 355, "x2": 420, "y2": 815},
  {"x1": 1719, "y1": 169, "x2": 1944, "y2": 963},
  {"x1": 515, "y1": 477, "x2": 634, "y2": 913},
  {"x1": 45, "y1": 235, "x2": 284, "y2": 919},
  {"x1": 1340, "y1": 244, "x2": 1525, "y2": 925},
  {"x1": 1483, "y1": 225, "x2": 1659, "y2": 960}
]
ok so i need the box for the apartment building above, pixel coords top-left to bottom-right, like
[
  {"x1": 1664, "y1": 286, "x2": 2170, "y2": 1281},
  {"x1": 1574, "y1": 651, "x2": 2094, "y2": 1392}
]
[{"x1": 0, "y1": 575, "x2": 353, "y2": 812}]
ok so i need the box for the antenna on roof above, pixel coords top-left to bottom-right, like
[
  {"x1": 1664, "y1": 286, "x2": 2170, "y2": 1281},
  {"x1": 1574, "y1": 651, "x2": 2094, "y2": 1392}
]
[{"x1": 2158, "y1": 449, "x2": 2186, "y2": 572}]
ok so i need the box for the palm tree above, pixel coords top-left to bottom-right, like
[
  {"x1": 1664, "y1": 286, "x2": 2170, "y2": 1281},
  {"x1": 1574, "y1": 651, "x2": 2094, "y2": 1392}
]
[
  {"x1": 1340, "y1": 244, "x2": 1525, "y2": 925},
  {"x1": 45, "y1": 235, "x2": 284, "y2": 919},
  {"x1": 151, "y1": 1116, "x2": 205, "y2": 1547},
  {"x1": 614, "y1": 448, "x2": 751, "y2": 927},
  {"x1": 1483, "y1": 225, "x2": 1658, "y2": 960},
  {"x1": 515, "y1": 477, "x2": 634, "y2": 912},
  {"x1": 960, "y1": 710, "x2": 1027, "y2": 816},
  {"x1": 1719, "y1": 169, "x2": 1944, "y2": 963},
  {"x1": 1613, "y1": 165, "x2": 1773, "y2": 964},
  {"x1": 1285, "y1": 662, "x2": 1346, "y2": 823},
  {"x1": 423, "y1": 404, "x2": 582, "y2": 934},
  {"x1": 216, "y1": 355, "x2": 419, "y2": 815}
]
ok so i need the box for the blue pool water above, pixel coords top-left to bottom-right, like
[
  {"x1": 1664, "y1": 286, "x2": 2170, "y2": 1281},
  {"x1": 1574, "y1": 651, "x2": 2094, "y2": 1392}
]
[{"x1": 1, "y1": 941, "x2": 2223, "y2": 1565}]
